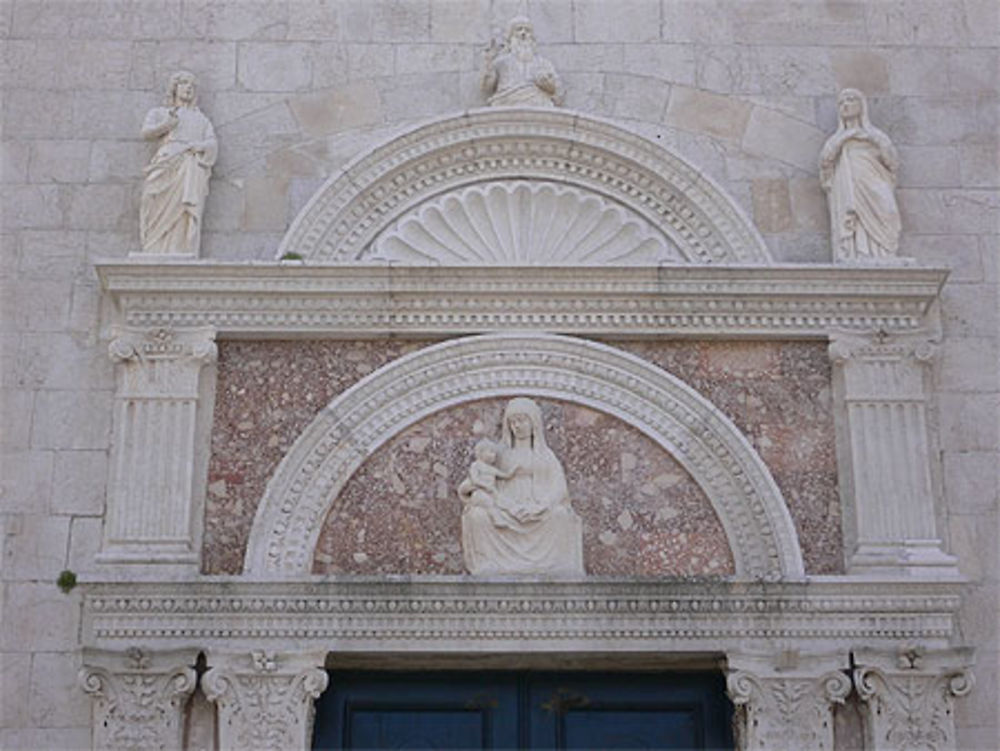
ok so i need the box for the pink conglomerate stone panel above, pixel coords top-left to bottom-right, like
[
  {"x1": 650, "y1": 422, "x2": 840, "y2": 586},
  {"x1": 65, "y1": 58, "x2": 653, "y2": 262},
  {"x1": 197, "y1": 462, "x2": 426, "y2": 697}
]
[
  {"x1": 616, "y1": 340, "x2": 842, "y2": 574},
  {"x1": 203, "y1": 339, "x2": 436, "y2": 574},
  {"x1": 311, "y1": 398, "x2": 735, "y2": 577},
  {"x1": 203, "y1": 340, "x2": 841, "y2": 575}
]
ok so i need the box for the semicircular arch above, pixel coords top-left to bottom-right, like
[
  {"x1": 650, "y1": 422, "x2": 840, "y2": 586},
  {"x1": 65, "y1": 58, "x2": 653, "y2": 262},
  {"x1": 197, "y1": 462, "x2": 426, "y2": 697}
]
[
  {"x1": 244, "y1": 334, "x2": 802, "y2": 579},
  {"x1": 276, "y1": 108, "x2": 772, "y2": 265}
]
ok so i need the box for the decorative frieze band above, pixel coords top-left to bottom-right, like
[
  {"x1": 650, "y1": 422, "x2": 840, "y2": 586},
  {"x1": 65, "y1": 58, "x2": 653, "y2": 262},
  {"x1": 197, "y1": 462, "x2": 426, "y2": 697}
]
[
  {"x1": 81, "y1": 580, "x2": 962, "y2": 651},
  {"x1": 95, "y1": 262, "x2": 947, "y2": 338},
  {"x1": 98, "y1": 326, "x2": 217, "y2": 566},
  {"x1": 203, "y1": 650, "x2": 328, "y2": 751},
  {"x1": 854, "y1": 647, "x2": 975, "y2": 751},
  {"x1": 829, "y1": 331, "x2": 959, "y2": 577},
  {"x1": 727, "y1": 651, "x2": 851, "y2": 751},
  {"x1": 78, "y1": 647, "x2": 198, "y2": 751}
]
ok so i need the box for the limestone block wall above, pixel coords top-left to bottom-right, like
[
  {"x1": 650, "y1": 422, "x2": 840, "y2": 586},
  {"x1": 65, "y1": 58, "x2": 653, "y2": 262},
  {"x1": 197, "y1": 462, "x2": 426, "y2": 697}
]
[{"x1": 1, "y1": 1, "x2": 997, "y2": 749}]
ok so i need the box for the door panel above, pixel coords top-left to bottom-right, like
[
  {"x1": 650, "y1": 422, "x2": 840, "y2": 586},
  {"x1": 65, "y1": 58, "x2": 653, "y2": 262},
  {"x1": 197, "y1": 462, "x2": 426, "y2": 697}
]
[
  {"x1": 314, "y1": 670, "x2": 732, "y2": 750},
  {"x1": 314, "y1": 671, "x2": 519, "y2": 750},
  {"x1": 528, "y1": 672, "x2": 730, "y2": 750}
]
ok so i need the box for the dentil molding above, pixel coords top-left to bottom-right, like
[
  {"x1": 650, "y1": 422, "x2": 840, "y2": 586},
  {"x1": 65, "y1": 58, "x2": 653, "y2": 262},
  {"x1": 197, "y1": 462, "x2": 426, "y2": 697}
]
[
  {"x1": 95, "y1": 261, "x2": 947, "y2": 338},
  {"x1": 276, "y1": 108, "x2": 771, "y2": 265},
  {"x1": 80, "y1": 579, "x2": 962, "y2": 652}
]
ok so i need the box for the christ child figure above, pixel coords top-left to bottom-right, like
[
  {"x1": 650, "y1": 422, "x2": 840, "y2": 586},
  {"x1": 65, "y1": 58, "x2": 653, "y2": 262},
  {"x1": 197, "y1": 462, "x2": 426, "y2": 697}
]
[{"x1": 459, "y1": 439, "x2": 514, "y2": 509}]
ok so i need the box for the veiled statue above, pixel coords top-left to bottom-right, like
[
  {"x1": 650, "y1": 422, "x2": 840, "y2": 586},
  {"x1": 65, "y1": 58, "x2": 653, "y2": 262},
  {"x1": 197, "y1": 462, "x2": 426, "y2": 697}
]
[
  {"x1": 139, "y1": 71, "x2": 217, "y2": 255},
  {"x1": 459, "y1": 398, "x2": 584, "y2": 576},
  {"x1": 481, "y1": 15, "x2": 564, "y2": 107},
  {"x1": 819, "y1": 88, "x2": 901, "y2": 262}
]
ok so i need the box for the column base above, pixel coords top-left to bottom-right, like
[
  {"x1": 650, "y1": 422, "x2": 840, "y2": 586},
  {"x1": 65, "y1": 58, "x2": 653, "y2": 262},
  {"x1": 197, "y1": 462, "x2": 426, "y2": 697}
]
[{"x1": 848, "y1": 540, "x2": 961, "y2": 578}]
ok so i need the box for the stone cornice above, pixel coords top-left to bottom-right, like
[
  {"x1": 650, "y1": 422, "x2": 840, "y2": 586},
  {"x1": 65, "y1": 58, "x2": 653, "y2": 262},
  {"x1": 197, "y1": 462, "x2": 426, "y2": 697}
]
[
  {"x1": 95, "y1": 261, "x2": 947, "y2": 338},
  {"x1": 80, "y1": 578, "x2": 962, "y2": 652}
]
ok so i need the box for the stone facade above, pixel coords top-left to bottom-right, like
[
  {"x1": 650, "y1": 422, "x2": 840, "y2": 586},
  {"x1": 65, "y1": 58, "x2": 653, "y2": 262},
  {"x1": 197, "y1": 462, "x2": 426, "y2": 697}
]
[{"x1": 1, "y1": 2, "x2": 996, "y2": 751}]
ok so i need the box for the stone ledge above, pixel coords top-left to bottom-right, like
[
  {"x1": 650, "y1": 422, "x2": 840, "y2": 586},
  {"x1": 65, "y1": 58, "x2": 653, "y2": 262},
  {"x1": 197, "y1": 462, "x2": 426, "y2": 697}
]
[
  {"x1": 95, "y1": 261, "x2": 948, "y2": 337},
  {"x1": 80, "y1": 577, "x2": 964, "y2": 653}
]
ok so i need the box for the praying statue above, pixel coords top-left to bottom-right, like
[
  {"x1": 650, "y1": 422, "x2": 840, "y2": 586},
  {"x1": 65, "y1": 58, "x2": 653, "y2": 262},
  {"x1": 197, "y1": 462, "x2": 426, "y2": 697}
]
[
  {"x1": 819, "y1": 88, "x2": 901, "y2": 262},
  {"x1": 481, "y1": 15, "x2": 564, "y2": 107},
  {"x1": 139, "y1": 71, "x2": 217, "y2": 255},
  {"x1": 459, "y1": 398, "x2": 584, "y2": 576}
]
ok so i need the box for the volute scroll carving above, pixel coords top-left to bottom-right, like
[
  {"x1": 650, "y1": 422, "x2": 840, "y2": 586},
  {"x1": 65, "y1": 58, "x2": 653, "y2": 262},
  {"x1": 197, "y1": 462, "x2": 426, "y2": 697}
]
[
  {"x1": 727, "y1": 651, "x2": 851, "y2": 751},
  {"x1": 203, "y1": 649, "x2": 329, "y2": 751},
  {"x1": 78, "y1": 647, "x2": 198, "y2": 751},
  {"x1": 853, "y1": 647, "x2": 975, "y2": 751}
]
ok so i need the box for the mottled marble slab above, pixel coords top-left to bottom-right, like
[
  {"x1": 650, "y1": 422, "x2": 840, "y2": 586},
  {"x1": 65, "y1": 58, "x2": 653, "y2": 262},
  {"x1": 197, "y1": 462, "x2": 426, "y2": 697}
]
[{"x1": 204, "y1": 340, "x2": 840, "y2": 576}]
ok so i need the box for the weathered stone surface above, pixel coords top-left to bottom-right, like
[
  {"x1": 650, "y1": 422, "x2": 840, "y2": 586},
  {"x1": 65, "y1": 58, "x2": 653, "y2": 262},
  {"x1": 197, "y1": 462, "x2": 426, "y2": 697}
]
[
  {"x1": 1, "y1": 2, "x2": 995, "y2": 748},
  {"x1": 751, "y1": 178, "x2": 794, "y2": 233},
  {"x1": 744, "y1": 105, "x2": 826, "y2": 172},
  {"x1": 29, "y1": 652, "x2": 90, "y2": 727},
  {"x1": 665, "y1": 85, "x2": 751, "y2": 141},
  {"x1": 0, "y1": 583, "x2": 80, "y2": 651},
  {"x1": 288, "y1": 81, "x2": 382, "y2": 137},
  {"x1": 2, "y1": 514, "x2": 69, "y2": 582}
]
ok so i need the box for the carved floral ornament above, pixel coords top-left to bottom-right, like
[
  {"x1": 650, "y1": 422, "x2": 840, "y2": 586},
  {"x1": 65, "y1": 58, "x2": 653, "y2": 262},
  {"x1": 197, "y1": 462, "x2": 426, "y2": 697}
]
[
  {"x1": 76, "y1": 643, "x2": 975, "y2": 751},
  {"x1": 244, "y1": 332, "x2": 803, "y2": 579}
]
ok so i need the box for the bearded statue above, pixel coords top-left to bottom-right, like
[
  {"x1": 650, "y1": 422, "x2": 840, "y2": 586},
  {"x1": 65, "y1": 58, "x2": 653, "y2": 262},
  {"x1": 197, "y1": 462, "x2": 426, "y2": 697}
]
[{"x1": 481, "y1": 15, "x2": 564, "y2": 107}]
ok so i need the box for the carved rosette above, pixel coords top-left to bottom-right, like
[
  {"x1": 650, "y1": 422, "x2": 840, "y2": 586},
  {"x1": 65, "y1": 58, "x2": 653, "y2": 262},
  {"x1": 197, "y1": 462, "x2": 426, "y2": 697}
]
[
  {"x1": 203, "y1": 650, "x2": 329, "y2": 751},
  {"x1": 726, "y1": 652, "x2": 851, "y2": 751},
  {"x1": 78, "y1": 648, "x2": 198, "y2": 751},
  {"x1": 100, "y1": 325, "x2": 218, "y2": 565},
  {"x1": 854, "y1": 647, "x2": 975, "y2": 751},
  {"x1": 828, "y1": 331, "x2": 958, "y2": 576}
]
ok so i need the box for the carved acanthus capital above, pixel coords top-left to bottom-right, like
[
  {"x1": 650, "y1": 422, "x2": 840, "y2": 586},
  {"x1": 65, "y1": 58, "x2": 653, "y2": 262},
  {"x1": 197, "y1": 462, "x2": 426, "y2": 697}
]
[
  {"x1": 853, "y1": 647, "x2": 975, "y2": 751},
  {"x1": 78, "y1": 647, "x2": 198, "y2": 751},
  {"x1": 203, "y1": 650, "x2": 329, "y2": 751},
  {"x1": 726, "y1": 651, "x2": 851, "y2": 751}
]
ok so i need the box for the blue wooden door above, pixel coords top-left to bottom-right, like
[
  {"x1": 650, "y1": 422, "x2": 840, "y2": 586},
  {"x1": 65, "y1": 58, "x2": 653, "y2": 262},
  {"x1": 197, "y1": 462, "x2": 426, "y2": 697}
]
[{"x1": 313, "y1": 671, "x2": 732, "y2": 750}]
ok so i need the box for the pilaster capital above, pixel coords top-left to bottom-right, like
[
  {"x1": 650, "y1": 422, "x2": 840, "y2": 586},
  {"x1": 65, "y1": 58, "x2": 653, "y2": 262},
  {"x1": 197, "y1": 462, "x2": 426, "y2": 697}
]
[
  {"x1": 203, "y1": 649, "x2": 329, "y2": 751},
  {"x1": 726, "y1": 650, "x2": 851, "y2": 751},
  {"x1": 108, "y1": 325, "x2": 218, "y2": 364},
  {"x1": 77, "y1": 647, "x2": 198, "y2": 751},
  {"x1": 107, "y1": 325, "x2": 217, "y2": 400},
  {"x1": 828, "y1": 329, "x2": 939, "y2": 366},
  {"x1": 853, "y1": 646, "x2": 975, "y2": 751}
]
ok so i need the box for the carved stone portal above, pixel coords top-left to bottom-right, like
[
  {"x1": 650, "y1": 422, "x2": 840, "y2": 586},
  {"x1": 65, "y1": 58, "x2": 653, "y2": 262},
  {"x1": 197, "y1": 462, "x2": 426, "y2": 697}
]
[{"x1": 459, "y1": 397, "x2": 584, "y2": 576}]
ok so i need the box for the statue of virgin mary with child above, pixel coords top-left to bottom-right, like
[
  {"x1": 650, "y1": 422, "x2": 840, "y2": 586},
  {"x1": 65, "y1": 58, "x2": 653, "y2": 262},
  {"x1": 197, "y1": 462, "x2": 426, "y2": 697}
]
[{"x1": 458, "y1": 398, "x2": 584, "y2": 576}]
